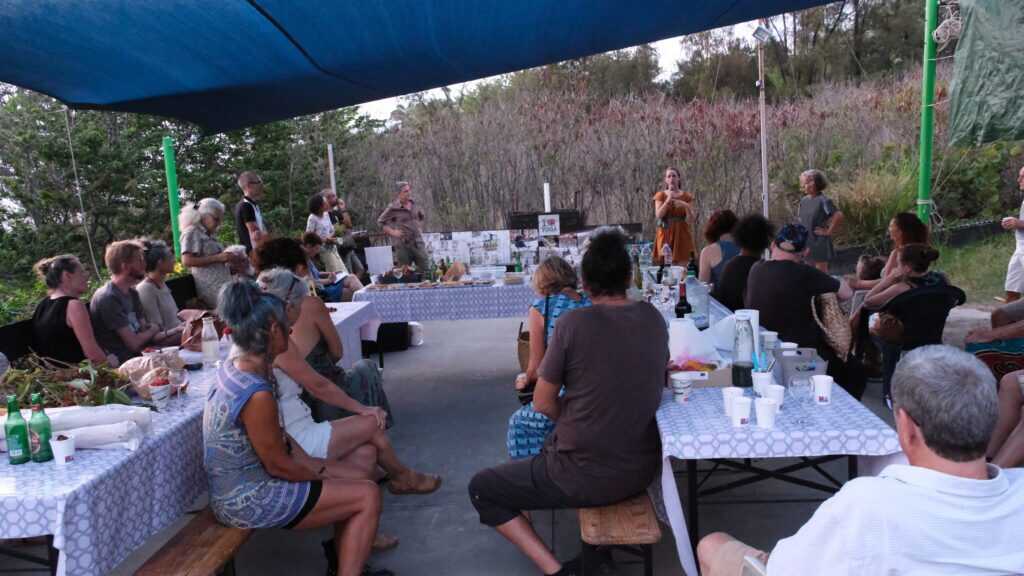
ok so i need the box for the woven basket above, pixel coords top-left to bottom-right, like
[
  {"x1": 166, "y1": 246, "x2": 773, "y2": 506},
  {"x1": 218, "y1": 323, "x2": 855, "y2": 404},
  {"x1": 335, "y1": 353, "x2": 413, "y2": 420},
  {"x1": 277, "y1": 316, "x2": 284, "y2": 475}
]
[{"x1": 812, "y1": 293, "x2": 851, "y2": 361}]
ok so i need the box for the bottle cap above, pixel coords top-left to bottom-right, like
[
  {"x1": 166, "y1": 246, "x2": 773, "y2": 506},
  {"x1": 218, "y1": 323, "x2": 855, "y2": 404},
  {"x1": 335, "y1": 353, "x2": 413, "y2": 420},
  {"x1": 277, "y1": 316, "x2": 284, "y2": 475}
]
[{"x1": 29, "y1": 392, "x2": 42, "y2": 404}]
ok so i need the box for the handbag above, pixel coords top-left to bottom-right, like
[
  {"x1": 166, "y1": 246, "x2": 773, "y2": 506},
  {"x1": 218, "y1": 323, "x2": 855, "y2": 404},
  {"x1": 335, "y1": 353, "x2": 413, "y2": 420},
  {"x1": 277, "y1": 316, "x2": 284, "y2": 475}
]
[
  {"x1": 180, "y1": 310, "x2": 226, "y2": 352},
  {"x1": 869, "y1": 312, "x2": 905, "y2": 346},
  {"x1": 811, "y1": 292, "x2": 852, "y2": 361},
  {"x1": 514, "y1": 296, "x2": 550, "y2": 405}
]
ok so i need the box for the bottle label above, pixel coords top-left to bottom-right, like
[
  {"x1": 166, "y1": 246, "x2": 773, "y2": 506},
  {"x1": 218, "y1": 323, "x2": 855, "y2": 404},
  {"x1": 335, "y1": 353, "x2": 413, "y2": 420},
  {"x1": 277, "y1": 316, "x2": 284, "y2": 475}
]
[{"x1": 29, "y1": 429, "x2": 40, "y2": 454}]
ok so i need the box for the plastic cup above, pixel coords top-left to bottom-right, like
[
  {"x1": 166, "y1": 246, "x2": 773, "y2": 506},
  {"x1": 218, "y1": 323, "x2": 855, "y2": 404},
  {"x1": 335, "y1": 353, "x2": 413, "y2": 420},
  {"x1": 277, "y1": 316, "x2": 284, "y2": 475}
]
[
  {"x1": 752, "y1": 372, "x2": 773, "y2": 396},
  {"x1": 755, "y1": 398, "x2": 778, "y2": 429},
  {"x1": 669, "y1": 373, "x2": 694, "y2": 404},
  {"x1": 812, "y1": 375, "x2": 834, "y2": 405},
  {"x1": 763, "y1": 383, "x2": 785, "y2": 408},
  {"x1": 150, "y1": 382, "x2": 171, "y2": 409},
  {"x1": 722, "y1": 387, "x2": 743, "y2": 418},
  {"x1": 50, "y1": 435, "x2": 75, "y2": 466},
  {"x1": 731, "y1": 396, "x2": 752, "y2": 427}
]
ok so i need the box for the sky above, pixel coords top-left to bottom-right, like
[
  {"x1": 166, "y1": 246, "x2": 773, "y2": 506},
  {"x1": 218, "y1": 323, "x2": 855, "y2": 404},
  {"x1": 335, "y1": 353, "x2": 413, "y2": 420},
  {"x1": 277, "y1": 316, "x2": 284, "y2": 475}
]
[{"x1": 357, "y1": 33, "x2": 702, "y2": 121}]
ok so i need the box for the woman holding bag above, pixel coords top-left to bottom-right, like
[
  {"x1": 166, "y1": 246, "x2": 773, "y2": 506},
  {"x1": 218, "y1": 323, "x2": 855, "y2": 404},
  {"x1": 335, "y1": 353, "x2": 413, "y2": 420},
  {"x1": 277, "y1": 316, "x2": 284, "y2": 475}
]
[
  {"x1": 307, "y1": 191, "x2": 348, "y2": 274},
  {"x1": 507, "y1": 257, "x2": 591, "y2": 460}
]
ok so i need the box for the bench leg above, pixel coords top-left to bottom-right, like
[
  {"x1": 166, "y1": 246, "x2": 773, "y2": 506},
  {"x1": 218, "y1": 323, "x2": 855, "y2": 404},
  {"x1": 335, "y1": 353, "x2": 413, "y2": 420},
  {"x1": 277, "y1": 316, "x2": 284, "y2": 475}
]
[
  {"x1": 643, "y1": 544, "x2": 654, "y2": 576},
  {"x1": 46, "y1": 535, "x2": 58, "y2": 576},
  {"x1": 579, "y1": 542, "x2": 595, "y2": 576}
]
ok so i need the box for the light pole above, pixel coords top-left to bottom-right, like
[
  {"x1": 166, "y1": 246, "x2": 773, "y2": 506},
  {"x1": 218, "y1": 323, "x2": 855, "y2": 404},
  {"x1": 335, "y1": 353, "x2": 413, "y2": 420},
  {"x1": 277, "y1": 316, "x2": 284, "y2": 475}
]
[{"x1": 753, "y1": 25, "x2": 771, "y2": 219}]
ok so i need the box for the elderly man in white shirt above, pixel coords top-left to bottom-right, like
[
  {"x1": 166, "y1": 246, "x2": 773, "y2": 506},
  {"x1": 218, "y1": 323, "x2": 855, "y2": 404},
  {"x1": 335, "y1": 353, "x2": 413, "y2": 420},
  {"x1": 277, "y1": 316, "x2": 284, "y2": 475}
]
[{"x1": 697, "y1": 345, "x2": 1024, "y2": 576}]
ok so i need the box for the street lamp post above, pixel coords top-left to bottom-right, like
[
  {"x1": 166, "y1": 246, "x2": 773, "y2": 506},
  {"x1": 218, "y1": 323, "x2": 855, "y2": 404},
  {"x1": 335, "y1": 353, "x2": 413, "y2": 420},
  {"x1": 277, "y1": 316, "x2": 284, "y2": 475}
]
[{"x1": 753, "y1": 25, "x2": 771, "y2": 219}]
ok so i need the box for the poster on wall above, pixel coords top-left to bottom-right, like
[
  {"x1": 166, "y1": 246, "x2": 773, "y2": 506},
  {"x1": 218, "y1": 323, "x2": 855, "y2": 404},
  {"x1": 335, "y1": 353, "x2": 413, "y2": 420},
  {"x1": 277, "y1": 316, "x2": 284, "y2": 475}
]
[{"x1": 538, "y1": 214, "x2": 561, "y2": 236}]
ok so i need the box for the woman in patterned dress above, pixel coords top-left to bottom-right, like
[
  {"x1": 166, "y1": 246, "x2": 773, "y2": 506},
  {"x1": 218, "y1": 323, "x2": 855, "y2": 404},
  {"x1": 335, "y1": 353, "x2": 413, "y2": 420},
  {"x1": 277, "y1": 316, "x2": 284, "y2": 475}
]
[
  {"x1": 653, "y1": 167, "x2": 696, "y2": 266},
  {"x1": 180, "y1": 199, "x2": 245, "y2": 308},
  {"x1": 203, "y1": 279, "x2": 391, "y2": 576},
  {"x1": 507, "y1": 256, "x2": 592, "y2": 459}
]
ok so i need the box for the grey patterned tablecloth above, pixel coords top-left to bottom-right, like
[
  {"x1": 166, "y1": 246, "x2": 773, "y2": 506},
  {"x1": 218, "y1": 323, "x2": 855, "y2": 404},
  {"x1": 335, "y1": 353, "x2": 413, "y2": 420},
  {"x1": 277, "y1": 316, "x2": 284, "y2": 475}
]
[
  {"x1": 352, "y1": 282, "x2": 535, "y2": 323},
  {"x1": 0, "y1": 370, "x2": 214, "y2": 576},
  {"x1": 657, "y1": 386, "x2": 900, "y2": 460}
]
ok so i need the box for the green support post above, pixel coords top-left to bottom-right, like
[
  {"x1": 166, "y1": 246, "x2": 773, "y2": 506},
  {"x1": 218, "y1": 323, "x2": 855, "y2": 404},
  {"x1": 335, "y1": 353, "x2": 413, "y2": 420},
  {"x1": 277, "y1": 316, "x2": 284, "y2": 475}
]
[
  {"x1": 916, "y1": 0, "x2": 939, "y2": 226},
  {"x1": 162, "y1": 136, "x2": 182, "y2": 260}
]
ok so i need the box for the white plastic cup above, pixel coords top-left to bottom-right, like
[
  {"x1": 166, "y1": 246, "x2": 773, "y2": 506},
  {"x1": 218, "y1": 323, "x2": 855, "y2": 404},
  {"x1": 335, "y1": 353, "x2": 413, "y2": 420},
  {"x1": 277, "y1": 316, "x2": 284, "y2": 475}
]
[
  {"x1": 763, "y1": 383, "x2": 785, "y2": 408},
  {"x1": 150, "y1": 382, "x2": 171, "y2": 409},
  {"x1": 670, "y1": 373, "x2": 694, "y2": 404},
  {"x1": 50, "y1": 435, "x2": 75, "y2": 466},
  {"x1": 755, "y1": 398, "x2": 778, "y2": 428},
  {"x1": 722, "y1": 387, "x2": 743, "y2": 418},
  {"x1": 731, "y1": 396, "x2": 752, "y2": 427},
  {"x1": 812, "y1": 375, "x2": 834, "y2": 405},
  {"x1": 752, "y1": 372, "x2": 773, "y2": 396},
  {"x1": 762, "y1": 331, "x2": 779, "y2": 350},
  {"x1": 780, "y1": 341, "x2": 799, "y2": 356}
]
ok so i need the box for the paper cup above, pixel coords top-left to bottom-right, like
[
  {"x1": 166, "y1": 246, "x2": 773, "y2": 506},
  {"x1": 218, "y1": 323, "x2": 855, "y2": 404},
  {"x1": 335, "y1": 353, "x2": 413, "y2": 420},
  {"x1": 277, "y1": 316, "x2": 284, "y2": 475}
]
[
  {"x1": 722, "y1": 387, "x2": 743, "y2": 418},
  {"x1": 763, "y1": 383, "x2": 785, "y2": 408},
  {"x1": 50, "y1": 435, "x2": 75, "y2": 466},
  {"x1": 812, "y1": 375, "x2": 834, "y2": 405},
  {"x1": 150, "y1": 383, "x2": 171, "y2": 409},
  {"x1": 731, "y1": 396, "x2": 752, "y2": 427},
  {"x1": 669, "y1": 373, "x2": 694, "y2": 404},
  {"x1": 755, "y1": 398, "x2": 778, "y2": 429},
  {"x1": 752, "y1": 372, "x2": 773, "y2": 396}
]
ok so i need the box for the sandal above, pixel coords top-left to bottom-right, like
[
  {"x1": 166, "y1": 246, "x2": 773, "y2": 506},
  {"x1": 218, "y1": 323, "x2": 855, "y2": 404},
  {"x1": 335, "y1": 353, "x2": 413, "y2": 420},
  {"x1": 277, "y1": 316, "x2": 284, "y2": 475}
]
[
  {"x1": 372, "y1": 533, "x2": 400, "y2": 552},
  {"x1": 323, "y1": 539, "x2": 396, "y2": 576},
  {"x1": 387, "y1": 471, "x2": 442, "y2": 495}
]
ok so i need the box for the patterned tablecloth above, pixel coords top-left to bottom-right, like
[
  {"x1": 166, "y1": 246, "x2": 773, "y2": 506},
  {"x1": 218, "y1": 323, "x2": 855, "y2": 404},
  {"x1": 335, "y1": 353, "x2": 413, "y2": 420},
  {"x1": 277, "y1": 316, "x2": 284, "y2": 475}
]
[
  {"x1": 656, "y1": 386, "x2": 900, "y2": 576},
  {"x1": 352, "y1": 282, "x2": 535, "y2": 323},
  {"x1": 328, "y1": 302, "x2": 382, "y2": 369},
  {"x1": 0, "y1": 370, "x2": 216, "y2": 576}
]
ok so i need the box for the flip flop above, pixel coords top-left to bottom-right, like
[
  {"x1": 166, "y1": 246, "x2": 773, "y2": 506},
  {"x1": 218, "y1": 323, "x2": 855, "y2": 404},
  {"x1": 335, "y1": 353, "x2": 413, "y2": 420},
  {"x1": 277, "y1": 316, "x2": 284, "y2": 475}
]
[
  {"x1": 387, "y1": 471, "x2": 442, "y2": 495},
  {"x1": 372, "y1": 533, "x2": 400, "y2": 552}
]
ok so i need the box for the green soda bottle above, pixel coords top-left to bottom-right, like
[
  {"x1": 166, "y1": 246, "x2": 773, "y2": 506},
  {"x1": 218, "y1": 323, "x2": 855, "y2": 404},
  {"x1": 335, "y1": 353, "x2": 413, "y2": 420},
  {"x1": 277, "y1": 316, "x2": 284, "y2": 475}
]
[
  {"x1": 28, "y1": 393, "x2": 53, "y2": 463},
  {"x1": 5, "y1": 395, "x2": 30, "y2": 465}
]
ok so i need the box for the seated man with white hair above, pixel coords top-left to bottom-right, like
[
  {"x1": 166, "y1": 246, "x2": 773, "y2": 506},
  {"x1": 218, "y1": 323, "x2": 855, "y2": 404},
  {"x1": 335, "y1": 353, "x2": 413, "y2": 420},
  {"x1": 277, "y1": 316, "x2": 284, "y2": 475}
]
[{"x1": 698, "y1": 345, "x2": 1024, "y2": 576}]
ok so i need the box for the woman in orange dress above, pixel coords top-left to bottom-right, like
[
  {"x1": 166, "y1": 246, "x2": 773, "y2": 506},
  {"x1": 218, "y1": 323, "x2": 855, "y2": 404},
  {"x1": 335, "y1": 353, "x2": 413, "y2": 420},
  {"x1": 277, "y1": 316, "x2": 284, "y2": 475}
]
[{"x1": 653, "y1": 167, "x2": 696, "y2": 266}]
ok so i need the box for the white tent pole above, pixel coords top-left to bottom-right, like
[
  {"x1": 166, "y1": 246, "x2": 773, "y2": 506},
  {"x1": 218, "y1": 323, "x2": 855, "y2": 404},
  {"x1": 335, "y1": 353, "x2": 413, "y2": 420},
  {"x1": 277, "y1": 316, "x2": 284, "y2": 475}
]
[
  {"x1": 64, "y1": 109, "x2": 101, "y2": 278},
  {"x1": 327, "y1": 144, "x2": 337, "y2": 194}
]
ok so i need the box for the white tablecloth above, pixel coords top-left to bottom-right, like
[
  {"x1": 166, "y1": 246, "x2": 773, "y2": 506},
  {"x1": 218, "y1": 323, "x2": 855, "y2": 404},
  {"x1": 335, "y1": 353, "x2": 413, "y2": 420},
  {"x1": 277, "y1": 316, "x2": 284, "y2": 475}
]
[
  {"x1": 352, "y1": 282, "x2": 535, "y2": 323},
  {"x1": 0, "y1": 370, "x2": 216, "y2": 576},
  {"x1": 656, "y1": 386, "x2": 900, "y2": 576},
  {"x1": 328, "y1": 302, "x2": 382, "y2": 369}
]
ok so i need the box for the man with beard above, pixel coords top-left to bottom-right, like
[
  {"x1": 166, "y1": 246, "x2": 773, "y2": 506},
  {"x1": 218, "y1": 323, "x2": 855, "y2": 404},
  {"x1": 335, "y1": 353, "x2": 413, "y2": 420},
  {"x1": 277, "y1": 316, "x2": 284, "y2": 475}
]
[
  {"x1": 90, "y1": 239, "x2": 181, "y2": 363},
  {"x1": 322, "y1": 189, "x2": 366, "y2": 278}
]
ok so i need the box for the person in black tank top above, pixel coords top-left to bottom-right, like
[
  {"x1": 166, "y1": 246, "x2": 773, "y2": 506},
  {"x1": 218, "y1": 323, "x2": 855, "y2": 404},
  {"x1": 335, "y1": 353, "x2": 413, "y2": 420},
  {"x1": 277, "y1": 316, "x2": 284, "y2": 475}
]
[{"x1": 30, "y1": 255, "x2": 112, "y2": 366}]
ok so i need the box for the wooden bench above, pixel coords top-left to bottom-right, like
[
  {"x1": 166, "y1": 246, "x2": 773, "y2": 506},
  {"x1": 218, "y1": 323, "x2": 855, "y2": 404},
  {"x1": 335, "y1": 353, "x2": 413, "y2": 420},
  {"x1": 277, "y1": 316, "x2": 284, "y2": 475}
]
[
  {"x1": 137, "y1": 509, "x2": 251, "y2": 576},
  {"x1": 578, "y1": 492, "x2": 662, "y2": 576}
]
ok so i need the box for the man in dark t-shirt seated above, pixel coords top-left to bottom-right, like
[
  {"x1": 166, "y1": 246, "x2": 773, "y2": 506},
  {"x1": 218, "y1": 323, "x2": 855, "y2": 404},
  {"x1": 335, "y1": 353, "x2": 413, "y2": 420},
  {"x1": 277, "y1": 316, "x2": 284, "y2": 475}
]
[
  {"x1": 468, "y1": 229, "x2": 668, "y2": 576},
  {"x1": 90, "y1": 240, "x2": 181, "y2": 363}
]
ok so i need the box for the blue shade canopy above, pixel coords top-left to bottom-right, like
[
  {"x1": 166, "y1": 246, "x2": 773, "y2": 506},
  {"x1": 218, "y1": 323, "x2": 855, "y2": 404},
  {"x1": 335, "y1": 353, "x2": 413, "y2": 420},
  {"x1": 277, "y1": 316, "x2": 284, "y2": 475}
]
[{"x1": 2, "y1": 0, "x2": 834, "y2": 133}]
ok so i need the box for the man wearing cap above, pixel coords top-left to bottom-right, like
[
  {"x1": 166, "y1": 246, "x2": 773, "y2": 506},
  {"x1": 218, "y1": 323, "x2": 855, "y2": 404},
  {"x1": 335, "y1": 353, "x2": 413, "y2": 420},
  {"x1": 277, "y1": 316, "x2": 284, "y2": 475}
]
[
  {"x1": 377, "y1": 181, "x2": 429, "y2": 270},
  {"x1": 235, "y1": 171, "x2": 268, "y2": 254},
  {"x1": 745, "y1": 224, "x2": 859, "y2": 395}
]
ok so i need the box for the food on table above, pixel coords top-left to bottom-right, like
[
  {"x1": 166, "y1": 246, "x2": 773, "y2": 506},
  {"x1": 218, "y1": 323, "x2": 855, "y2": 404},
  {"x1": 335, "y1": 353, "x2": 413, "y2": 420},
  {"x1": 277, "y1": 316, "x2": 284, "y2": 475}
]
[
  {"x1": 118, "y1": 353, "x2": 185, "y2": 385},
  {"x1": 672, "y1": 359, "x2": 718, "y2": 373},
  {"x1": 1, "y1": 354, "x2": 131, "y2": 409}
]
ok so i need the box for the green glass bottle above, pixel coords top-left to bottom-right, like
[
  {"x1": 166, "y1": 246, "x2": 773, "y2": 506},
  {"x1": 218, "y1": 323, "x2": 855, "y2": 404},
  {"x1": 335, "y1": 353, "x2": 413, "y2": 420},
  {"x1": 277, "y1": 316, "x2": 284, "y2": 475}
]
[
  {"x1": 5, "y1": 395, "x2": 30, "y2": 465},
  {"x1": 28, "y1": 393, "x2": 53, "y2": 463}
]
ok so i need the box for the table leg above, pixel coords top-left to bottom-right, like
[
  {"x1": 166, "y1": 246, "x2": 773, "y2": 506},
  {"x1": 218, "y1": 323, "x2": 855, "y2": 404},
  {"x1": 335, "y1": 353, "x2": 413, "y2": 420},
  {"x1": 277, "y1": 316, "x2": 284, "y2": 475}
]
[
  {"x1": 687, "y1": 459, "x2": 699, "y2": 550},
  {"x1": 46, "y1": 535, "x2": 57, "y2": 576},
  {"x1": 848, "y1": 455, "x2": 858, "y2": 480}
]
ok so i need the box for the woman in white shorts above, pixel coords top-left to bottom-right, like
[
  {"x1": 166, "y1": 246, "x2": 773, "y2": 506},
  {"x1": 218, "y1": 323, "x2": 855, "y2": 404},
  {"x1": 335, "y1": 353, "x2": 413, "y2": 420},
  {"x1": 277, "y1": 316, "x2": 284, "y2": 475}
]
[{"x1": 256, "y1": 268, "x2": 441, "y2": 495}]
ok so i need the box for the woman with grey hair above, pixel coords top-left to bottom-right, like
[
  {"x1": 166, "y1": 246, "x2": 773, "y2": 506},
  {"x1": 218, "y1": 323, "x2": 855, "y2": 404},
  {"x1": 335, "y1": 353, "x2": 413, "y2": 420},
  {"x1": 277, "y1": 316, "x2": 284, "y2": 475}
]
[
  {"x1": 257, "y1": 269, "x2": 438, "y2": 496},
  {"x1": 179, "y1": 198, "x2": 244, "y2": 308},
  {"x1": 798, "y1": 169, "x2": 844, "y2": 272},
  {"x1": 30, "y1": 254, "x2": 116, "y2": 366},
  {"x1": 204, "y1": 278, "x2": 394, "y2": 576},
  {"x1": 136, "y1": 239, "x2": 186, "y2": 336}
]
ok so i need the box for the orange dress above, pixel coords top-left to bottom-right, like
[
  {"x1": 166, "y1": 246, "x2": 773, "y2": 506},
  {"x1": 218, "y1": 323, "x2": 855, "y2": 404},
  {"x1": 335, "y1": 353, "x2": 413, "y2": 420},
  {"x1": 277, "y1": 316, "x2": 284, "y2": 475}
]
[{"x1": 653, "y1": 190, "x2": 695, "y2": 265}]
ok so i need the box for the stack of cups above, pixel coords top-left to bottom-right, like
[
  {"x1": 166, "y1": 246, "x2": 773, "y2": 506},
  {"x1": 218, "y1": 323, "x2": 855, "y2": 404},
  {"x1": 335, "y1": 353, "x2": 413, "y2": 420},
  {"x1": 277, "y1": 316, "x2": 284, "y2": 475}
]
[
  {"x1": 752, "y1": 372, "x2": 773, "y2": 396},
  {"x1": 762, "y1": 384, "x2": 785, "y2": 409},
  {"x1": 812, "y1": 375, "x2": 834, "y2": 405}
]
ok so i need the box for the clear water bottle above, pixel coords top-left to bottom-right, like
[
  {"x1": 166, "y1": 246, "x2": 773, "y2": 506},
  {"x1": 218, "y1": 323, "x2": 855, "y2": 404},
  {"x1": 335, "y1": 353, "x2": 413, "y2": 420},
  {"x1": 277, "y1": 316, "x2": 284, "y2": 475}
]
[
  {"x1": 639, "y1": 243, "x2": 653, "y2": 267},
  {"x1": 732, "y1": 311, "x2": 755, "y2": 388},
  {"x1": 687, "y1": 274, "x2": 710, "y2": 329},
  {"x1": 201, "y1": 317, "x2": 219, "y2": 369}
]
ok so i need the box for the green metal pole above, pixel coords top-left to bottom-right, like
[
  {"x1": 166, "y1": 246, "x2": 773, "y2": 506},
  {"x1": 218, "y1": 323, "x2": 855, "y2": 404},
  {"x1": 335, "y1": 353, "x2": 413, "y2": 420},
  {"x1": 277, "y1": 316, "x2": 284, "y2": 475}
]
[
  {"x1": 162, "y1": 136, "x2": 182, "y2": 260},
  {"x1": 916, "y1": 0, "x2": 939, "y2": 226}
]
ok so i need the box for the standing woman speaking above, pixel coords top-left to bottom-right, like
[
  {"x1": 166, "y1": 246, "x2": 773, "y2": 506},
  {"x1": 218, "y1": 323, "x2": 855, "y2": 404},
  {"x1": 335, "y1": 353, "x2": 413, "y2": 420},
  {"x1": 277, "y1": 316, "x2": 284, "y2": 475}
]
[
  {"x1": 653, "y1": 167, "x2": 696, "y2": 266},
  {"x1": 798, "y1": 169, "x2": 844, "y2": 273}
]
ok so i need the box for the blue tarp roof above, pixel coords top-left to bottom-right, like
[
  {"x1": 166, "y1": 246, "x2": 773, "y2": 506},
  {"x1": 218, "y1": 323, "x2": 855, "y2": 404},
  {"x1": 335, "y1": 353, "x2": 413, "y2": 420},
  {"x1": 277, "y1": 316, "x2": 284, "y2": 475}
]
[{"x1": 1, "y1": 1, "x2": 834, "y2": 133}]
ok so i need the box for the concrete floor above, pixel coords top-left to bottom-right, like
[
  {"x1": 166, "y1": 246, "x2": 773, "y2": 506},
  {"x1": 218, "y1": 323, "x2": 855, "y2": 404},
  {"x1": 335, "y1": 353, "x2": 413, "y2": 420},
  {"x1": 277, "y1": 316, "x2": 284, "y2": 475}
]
[{"x1": 1, "y1": 308, "x2": 991, "y2": 575}]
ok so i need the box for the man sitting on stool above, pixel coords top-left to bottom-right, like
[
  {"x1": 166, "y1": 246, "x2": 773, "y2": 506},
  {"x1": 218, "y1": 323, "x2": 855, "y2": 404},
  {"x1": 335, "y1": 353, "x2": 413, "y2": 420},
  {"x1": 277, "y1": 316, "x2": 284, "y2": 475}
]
[{"x1": 697, "y1": 345, "x2": 1024, "y2": 575}]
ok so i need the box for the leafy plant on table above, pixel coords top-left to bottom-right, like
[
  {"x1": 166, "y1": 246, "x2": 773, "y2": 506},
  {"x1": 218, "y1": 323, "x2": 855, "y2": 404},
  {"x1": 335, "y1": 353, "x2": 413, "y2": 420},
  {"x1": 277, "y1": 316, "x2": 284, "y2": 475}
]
[{"x1": 0, "y1": 354, "x2": 132, "y2": 408}]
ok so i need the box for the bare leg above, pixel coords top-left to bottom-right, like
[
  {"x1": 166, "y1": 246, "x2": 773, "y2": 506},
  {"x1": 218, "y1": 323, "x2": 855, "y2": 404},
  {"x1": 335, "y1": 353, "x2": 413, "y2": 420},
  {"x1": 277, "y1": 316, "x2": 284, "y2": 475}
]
[
  {"x1": 988, "y1": 371, "x2": 1024, "y2": 458},
  {"x1": 326, "y1": 414, "x2": 437, "y2": 490},
  {"x1": 292, "y1": 479, "x2": 381, "y2": 576},
  {"x1": 326, "y1": 444, "x2": 378, "y2": 480},
  {"x1": 994, "y1": 419, "x2": 1024, "y2": 468},
  {"x1": 697, "y1": 531, "x2": 768, "y2": 576},
  {"x1": 494, "y1": 515, "x2": 560, "y2": 575}
]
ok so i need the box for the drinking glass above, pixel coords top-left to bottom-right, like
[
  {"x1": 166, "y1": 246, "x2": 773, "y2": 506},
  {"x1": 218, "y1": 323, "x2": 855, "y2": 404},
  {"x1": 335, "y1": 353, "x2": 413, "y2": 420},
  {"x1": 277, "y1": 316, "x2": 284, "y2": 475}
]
[{"x1": 788, "y1": 378, "x2": 813, "y2": 425}]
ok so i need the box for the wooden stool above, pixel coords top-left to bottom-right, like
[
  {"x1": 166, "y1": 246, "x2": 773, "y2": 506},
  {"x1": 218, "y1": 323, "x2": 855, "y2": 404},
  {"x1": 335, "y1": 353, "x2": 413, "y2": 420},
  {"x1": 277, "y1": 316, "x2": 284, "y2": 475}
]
[
  {"x1": 578, "y1": 492, "x2": 661, "y2": 576},
  {"x1": 137, "y1": 509, "x2": 251, "y2": 576}
]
